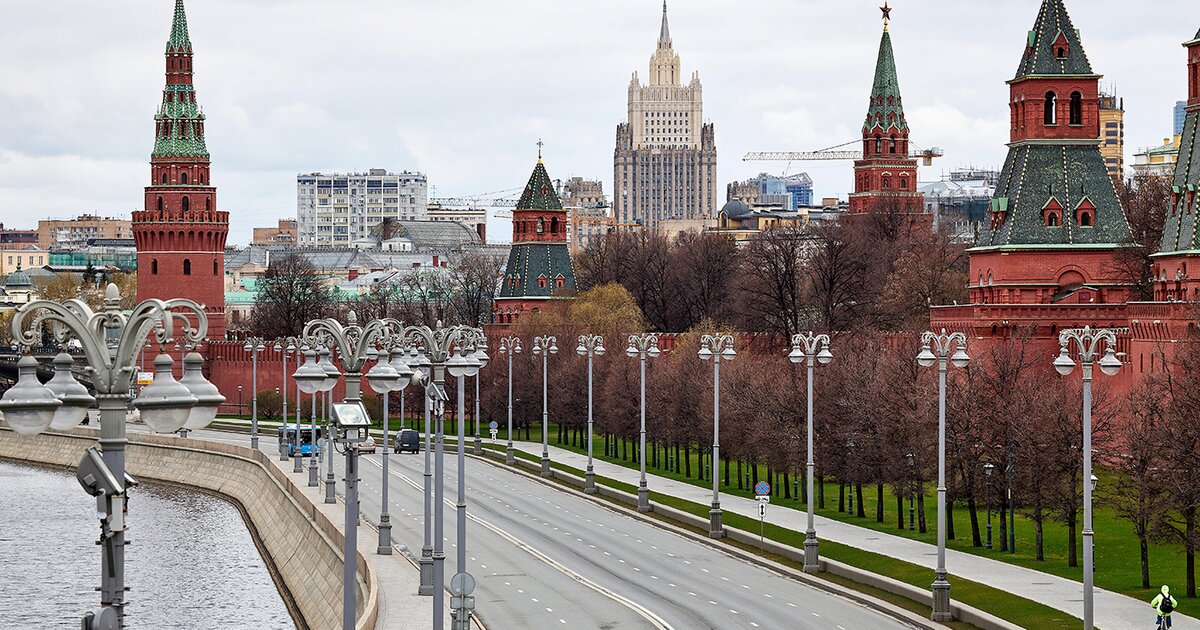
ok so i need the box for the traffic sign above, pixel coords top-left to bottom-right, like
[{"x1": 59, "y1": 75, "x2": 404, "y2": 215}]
[
  {"x1": 756, "y1": 495, "x2": 771, "y2": 504},
  {"x1": 754, "y1": 481, "x2": 771, "y2": 497},
  {"x1": 489, "y1": 429, "x2": 498, "y2": 441},
  {"x1": 758, "y1": 502, "x2": 767, "y2": 518},
  {"x1": 450, "y1": 572, "x2": 476, "y2": 596},
  {"x1": 136, "y1": 372, "x2": 154, "y2": 386},
  {"x1": 489, "y1": 421, "x2": 498, "y2": 430}
]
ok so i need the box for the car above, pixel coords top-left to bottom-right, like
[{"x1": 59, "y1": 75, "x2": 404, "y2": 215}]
[
  {"x1": 394, "y1": 429, "x2": 420, "y2": 454},
  {"x1": 359, "y1": 435, "x2": 377, "y2": 454}
]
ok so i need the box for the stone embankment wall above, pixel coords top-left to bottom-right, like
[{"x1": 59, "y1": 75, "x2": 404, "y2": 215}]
[{"x1": 0, "y1": 428, "x2": 378, "y2": 630}]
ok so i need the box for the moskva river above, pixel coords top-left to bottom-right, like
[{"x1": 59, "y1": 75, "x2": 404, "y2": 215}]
[{"x1": 0, "y1": 459, "x2": 293, "y2": 629}]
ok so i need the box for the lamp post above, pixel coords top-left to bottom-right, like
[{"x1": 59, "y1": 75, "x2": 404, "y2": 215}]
[
  {"x1": 698, "y1": 334, "x2": 734, "y2": 538},
  {"x1": 3, "y1": 284, "x2": 215, "y2": 629},
  {"x1": 789, "y1": 332, "x2": 832, "y2": 572},
  {"x1": 407, "y1": 346, "x2": 436, "y2": 595},
  {"x1": 983, "y1": 462, "x2": 995, "y2": 550},
  {"x1": 400, "y1": 322, "x2": 481, "y2": 629},
  {"x1": 1006, "y1": 442, "x2": 1016, "y2": 554},
  {"x1": 243, "y1": 338, "x2": 265, "y2": 450},
  {"x1": 846, "y1": 440, "x2": 857, "y2": 516},
  {"x1": 578, "y1": 335, "x2": 606, "y2": 495},
  {"x1": 1053, "y1": 326, "x2": 1121, "y2": 630},
  {"x1": 531, "y1": 336, "x2": 558, "y2": 477},
  {"x1": 300, "y1": 311, "x2": 397, "y2": 630},
  {"x1": 472, "y1": 334, "x2": 486, "y2": 456},
  {"x1": 318, "y1": 346, "x2": 339, "y2": 503},
  {"x1": 274, "y1": 338, "x2": 296, "y2": 461},
  {"x1": 917, "y1": 329, "x2": 969, "y2": 622},
  {"x1": 450, "y1": 333, "x2": 485, "y2": 630},
  {"x1": 498, "y1": 337, "x2": 521, "y2": 465},
  {"x1": 907, "y1": 452, "x2": 916, "y2": 532},
  {"x1": 295, "y1": 347, "x2": 321, "y2": 488},
  {"x1": 366, "y1": 335, "x2": 413, "y2": 555},
  {"x1": 626, "y1": 333, "x2": 660, "y2": 513}
]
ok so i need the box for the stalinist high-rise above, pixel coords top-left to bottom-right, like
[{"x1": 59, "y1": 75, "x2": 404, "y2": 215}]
[{"x1": 614, "y1": 2, "x2": 717, "y2": 230}]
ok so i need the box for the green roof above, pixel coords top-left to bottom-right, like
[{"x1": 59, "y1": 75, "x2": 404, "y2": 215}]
[
  {"x1": 977, "y1": 143, "x2": 1130, "y2": 247},
  {"x1": 516, "y1": 160, "x2": 563, "y2": 211},
  {"x1": 167, "y1": 0, "x2": 191, "y2": 53},
  {"x1": 498, "y1": 244, "x2": 577, "y2": 299},
  {"x1": 863, "y1": 29, "x2": 907, "y2": 134},
  {"x1": 1160, "y1": 105, "x2": 1200, "y2": 253},
  {"x1": 1014, "y1": 0, "x2": 1094, "y2": 79}
]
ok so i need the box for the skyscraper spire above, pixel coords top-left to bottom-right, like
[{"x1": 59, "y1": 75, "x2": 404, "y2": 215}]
[
  {"x1": 167, "y1": 0, "x2": 191, "y2": 53},
  {"x1": 659, "y1": 1, "x2": 671, "y2": 47}
]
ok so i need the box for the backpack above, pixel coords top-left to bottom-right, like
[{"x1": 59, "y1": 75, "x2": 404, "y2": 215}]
[{"x1": 1161, "y1": 595, "x2": 1175, "y2": 615}]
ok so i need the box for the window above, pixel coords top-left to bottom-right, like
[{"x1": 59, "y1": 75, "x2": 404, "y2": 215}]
[
  {"x1": 151, "y1": 259, "x2": 158, "y2": 275},
  {"x1": 205, "y1": 198, "x2": 211, "y2": 212},
  {"x1": 161, "y1": 174, "x2": 167, "y2": 184},
  {"x1": 1080, "y1": 212, "x2": 1092, "y2": 226},
  {"x1": 181, "y1": 197, "x2": 190, "y2": 212},
  {"x1": 199, "y1": 173, "x2": 205, "y2": 184},
  {"x1": 900, "y1": 177, "x2": 908, "y2": 190},
  {"x1": 1069, "y1": 92, "x2": 1082, "y2": 125},
  {"x1": 181, "y1": 172, "x2": 188, "y2": 184},
  {"x1": 1047, "y1": 212, "x2": 1060, "y2": 227},
  {"x1": 874, "y1": 137, "x2": 881, "y2": 154},
  {"x1": 183, "y1": 259, "x2": 191, "y2": 275},
  {"x1": 1044, "y1": 92, "x2": 1057, "y2": 125},
  {"x1": 213, "y1": 260, "x2": 218, "y2": 275},
  {"x1": 1057, "y1": 46, "x2": 1066, "y2": 59},
  {"x1": 536, "y1": 218, "x2": 544, "y2": 234},
  {"x1": 157, "y1": 197, "x2": 164, "y2": 212},
  {"x1": 889, "y1": 138, "x2": 897, "y2": 154},
  {"x1": 882, "y1": 177, "x2": 891, "y2": 189},
  {"x1": 537, "y1": 274, "x2": 547, "y2": 289},
  {"x1": 550, "y1": 217, "x2": 559, "y2": 234}
]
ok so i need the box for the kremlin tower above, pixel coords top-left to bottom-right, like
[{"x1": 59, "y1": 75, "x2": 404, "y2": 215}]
[{"x1": 132, "y1": 0, "x2": 229, "y2": 339}]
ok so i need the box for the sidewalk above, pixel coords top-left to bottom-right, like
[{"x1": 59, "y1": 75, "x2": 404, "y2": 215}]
[{"x1": 510, "y1": 440, "x2": 1197, "y2": 630}]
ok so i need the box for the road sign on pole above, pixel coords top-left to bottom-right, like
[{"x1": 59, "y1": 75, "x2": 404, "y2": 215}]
[{"x1": 754, "y1": 480, "x2": 771, "y2": 497}]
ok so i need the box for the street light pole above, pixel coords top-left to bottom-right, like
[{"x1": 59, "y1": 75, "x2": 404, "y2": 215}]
[
  {"x1": 789, "y1": 332, "x2": 833, "y2": 571},
  {"x1": 578, "y1": 335, "x2": 606, "y2": 494},
  {"x1": 917, "y1": 328, "x2": 969, "y2": 623},
  {"x1": 984, "y1": 462, "x2": 995, "y2": 550},
  {"x1": 698, "y1": 334, "x2": 735, "y2": 538},
  {"x1": 4, "y1": 284, "x2": 214, "y2": 629},
  {"x1": 317, "y1": 346, "x2": 340, "y2": 504},
  {"x1": 274, "y1": 338, "x2": 296, "y2": 461},
  {"x1": 627, "y1": 333, "x2": 660, "y2": 513},
  {"x1": 531, "y1": 336, "x2": 558, "y2": 477},
  {"x1": 243, "y1": 337, "x2": 265, "y2": 450},
  {"x1": 408, "y1": 347, "x2": 436, "y2": 596},
  {"x1": 498, "y1": 337, "x2": 521, "y2": 465},
  {"x1": 907, "y1": 453, "x2": 916, "y2": 532},
  {"x1": 1054, "y1": 326, "x2": 1121, "y2": 630},
  {"x1": 366, "y1": 335, "x2": 413, "y2": 556}
]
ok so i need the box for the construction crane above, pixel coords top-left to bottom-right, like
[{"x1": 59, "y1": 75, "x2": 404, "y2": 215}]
[{"x1": 744, "y1": 140, "x2": 944, "y2": 166}]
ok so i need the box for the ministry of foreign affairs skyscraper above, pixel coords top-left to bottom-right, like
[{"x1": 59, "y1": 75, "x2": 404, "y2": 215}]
[{"x1": 614, "y1": 2, "x2": 717, "y2": 230}]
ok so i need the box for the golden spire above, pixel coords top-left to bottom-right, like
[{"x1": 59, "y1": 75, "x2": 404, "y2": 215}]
[{"x1": 881, "y1": 1, "x2": 892, "y2": 32}]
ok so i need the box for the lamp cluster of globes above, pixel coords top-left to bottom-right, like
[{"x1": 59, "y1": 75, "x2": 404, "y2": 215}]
[
  {"x1": 0, "y1": 347, "x2": 226, "y2": 436},
  {"x1": 290, "y1": 335, "x2": 489, "y2": 401}
]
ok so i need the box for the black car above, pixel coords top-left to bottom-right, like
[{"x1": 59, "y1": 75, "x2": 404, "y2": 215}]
[{"x1": 394, "y1": 429, "x2": 420, "y2": 454}]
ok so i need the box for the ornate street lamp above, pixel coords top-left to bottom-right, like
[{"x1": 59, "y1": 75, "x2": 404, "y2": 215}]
[
  {"x1": 1054, "y1": 326, "x2": 1120, "y2": 630},
  {"x1": 578, "y1": 335, "x2": 606, "y2": 494},
  {"x1": 498, "y1": 337, "x2": 521, "y2": 465},
  {"x1": 789, "y1": 331, "x2": 832, "y2": 572},
  {"x1": 698, "y1": 333, "x2": 734, "y2": 538},
  {"x1": 45, "y1": 350, "x2": 95, "y2": 431},
  {"x1": 531, "y1": 336, "x2": 558, "y2": 477},
  {"x1": 917, "y1": 328, "x2": 969, "y2": 622},
  {"x1": 4, "y1": 283, "x2": 208, "y2": 628},
  {"x1": 626, "y1": 333, "x2": 660, "y2": 513},
  {"x1": 273, "y1": 338, "x2": 297, "y2": 461},
  {"x1": 242, "y1": 337, "x2": 266, "y2": 449}
]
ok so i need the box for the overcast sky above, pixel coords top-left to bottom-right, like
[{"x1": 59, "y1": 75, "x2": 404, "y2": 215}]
[{"x1": 0, "y1": 0, "x2": 1192, "y2": 245}]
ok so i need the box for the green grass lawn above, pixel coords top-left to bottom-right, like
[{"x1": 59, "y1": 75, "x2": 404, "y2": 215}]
[
  {"x1": 485, "y1": 442, "x2": 1080, "y2": 630},
  {"x1": 479, "y1": 421, "x2": 1188, "y2": 603}
]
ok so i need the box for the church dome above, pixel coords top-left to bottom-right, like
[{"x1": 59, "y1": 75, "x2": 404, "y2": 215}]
[
  {"x1": 721, "y1": 198, "x2": 751, "y2": 219},
  {"x1": 4, "y1": 264, "x2": 31, "y2": 289}
]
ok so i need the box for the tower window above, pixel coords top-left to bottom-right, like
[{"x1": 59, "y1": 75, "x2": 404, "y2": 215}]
[
  {"x1": 181, "y1": 172, "x2": 188, "y2": 184},
  {"x1": 882, "y1": 177, "x2": 891, "y2": 189},
  {"x1": 213, "y1": 260, "x2": 218, "y2": 275},
  {"x1": 550, "y1": 217, "x2": 559, "y2": 234},
  {"x1": 161, "y1": 174, "x2": 167, "y2": 184},
  {"x1": 1080, "y1": 212, "x2": 1092, "y2": 226},
  {"x1": 182, "y1": 196, "x2": 190, "y2": 213},
  {"x1": 1046, "y1": 212, "x2": 1060, "y2": 227},
  {"x1": 1044, "y1": 92, "x2": 1057, "y2": 125},
  {"x1": 205, "y1": 198, "x2": 211, "y2": 212},
  {"x1": 889, "y1": 138, "x2": 897, "y2": 154},
  {"x1": 157, "y1": 197, "x2": 164, "y2": 212},
  {"x1": 900, "y1": 177, "x2": 909, "y2": 190},
  {"x1": 1057, "y1": 47, "x2": 1066, "y2": 58},
  {"x1": 538, "y1": 274, "x2": 547, "y2": 289},
  {"x1": 537, "y1": 218, "x2": 544, "y2": 234},
  {"x1": 1069, "y1": 92, "x2": 1082, "y2": 125},
  {"x1": 183, "y1": 259, "x2": 191, "y2": 275},
  {"x1": 152, "y1": 259, "x2": 158, "y2": 275},
  {"x1": 874, "y1": 137, "x2": 882, "y2": 154}
]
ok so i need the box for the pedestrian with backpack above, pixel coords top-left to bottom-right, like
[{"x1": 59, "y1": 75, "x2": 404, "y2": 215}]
[{"x1": 1152, "y1": 585, "x2": 1178, "y2": 629}]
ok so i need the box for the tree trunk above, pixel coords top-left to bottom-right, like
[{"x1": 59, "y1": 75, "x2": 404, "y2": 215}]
[
  {"x1": 1188, "y1": 508, "x2": 1196, "y2": 598},
  {"x1": 876, "y1": 484, "x2": 885, "y2": 523},
  {"x1": 947, "y1": 500, "x2": 955, "y2": 540},
  {"x1": 724, "y1": 456, "x2": 730, "y2": 487},
  {"x1": 917, "y1": 491, "x2": 927, "y2": 534},
  {"x1": 1034, "y1": 512, "x2": 1045, "y2": 561},
  {"x1": 897, "y1": 494, "x2": 905, "y2": 530},
  {"x1": 736, "y1": 460, "x2": 743, "y2": 490},
  {"x1": 999, "y1": 505, "x2": 1008, "y2": 552},
  {"x1": 856, "y1": 483, "x2": 865, "y2": 518},
  {"x1": 752, "y1": 462, "x2": 759, "y2": 486},
  {"x1": 818, "y1": 475, "x2": 825, "y2": 509},
  {"x1": 968, "y1": 497, "x2": 981, "y2": 547},
  {"x1": 684, "y1": 445, "x2": 691, "y2": 478},
  {"x1": 838, "y1": 482, "x2": 846, "y2": 513},
  {"x1": 1140, "y1": 533, "x2": 1150, "y2": 589},
  {"x1": 783, "y1": 472, "x2": 791, "y2": 500}
]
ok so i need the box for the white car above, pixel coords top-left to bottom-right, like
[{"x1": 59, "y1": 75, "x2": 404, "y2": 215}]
[{"x1": 359, "y1": 435, "x2": 378, "y2": 454}]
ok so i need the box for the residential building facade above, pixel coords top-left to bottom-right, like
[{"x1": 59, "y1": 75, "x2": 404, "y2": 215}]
[
  {"x1": 1098, "y1": 90, "x2": 1125, "y2": 178},
  {"x1": 296, "y1": 169, "x2": 429, "y2": 247},
  {"x1": 1133, "y1": 136, "x2": 1182, "y2": 178},
  {"x1": 0, "y1": 225, "x2": 38, "y2": 246},
  {"x1": 38, "y1": 215, "x2": 133, "y2": 250},
  {"x1": 251, "y1": 219, "x2": 297, "y2": 246},
  {"x1": 1, "y1": 248, "x2": 49, "y2": 276},
  {"x1": 561, "y1": 178, "x2": 612, "y2": 253},
  {"x1": 726, "y1": 173, "x2": 813, "y2": 210},
  {"x1": 613, "y1": 2, "x2": 718, "y2": 230}
]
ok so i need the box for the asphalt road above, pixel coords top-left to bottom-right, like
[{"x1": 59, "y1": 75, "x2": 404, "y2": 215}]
[
  {"x1": 352, "y1": 442, "x2": 916, "y2": 630},
  {"x1": 177, "y1": 425, "x2": 915, "y2": 630}
]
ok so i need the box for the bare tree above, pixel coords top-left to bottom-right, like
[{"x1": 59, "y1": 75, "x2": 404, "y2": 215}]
[
  {"x1": 1110, "y1": 176, "x2": 1170, "y2": 300},
  {"x1": 250, "y1": 254, "x2": 332, "y2": 339},
  {"x1": 735, "y1": 228, "x2": 809, "y2": 338},
  {"x1": 447, "y1": 250, "x2": 504, "y2": 326}
]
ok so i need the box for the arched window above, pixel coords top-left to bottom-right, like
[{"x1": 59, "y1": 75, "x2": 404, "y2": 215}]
[
  {"x1": 151, "y1": 259, "x2": 158, "y2": 275},
  {"x1": 874, "y1": 136, "x2": 882, "y2": 154},
  {"x1": 205, "y1": 198, "x2": 211, "y2": 212},
  {"x1": 555, "y1": 275, "x2": 565, "y2": 289},
  {"x1": 1069, "y1": 92, "x2": 1082, "y2": 125},
  {"x1": 536, "y1": 218, "x2": 544, "y2": 234},
  {"x1": 1057, "y1": 46, "x2": 1067, "y2": 59},
  {"x1": 889, "y1": 137, "x2": 897, "y2": 154},
  {"x1": 213, "y1": 260, "x2": 218, "y2": 275},
  {"x1": 156, "y1": 197, "x2": 164, "y2": 212},
  {"x1": 550, "y1": 217, "x2": 559, "y2": 234},
  {"x1": 183, "y1": 259, "x2": 191, "y2": 275},
  {"x1": 537, "y1": 274, "x2": 547, "y2": 289},
  {"x1": 181, "y1": 196, "x2": 190, "y2": 213},
  {"x1": 1047, "y1": 212, "x2": 1060, "y2": 227},
  {"x1": 1080, "y1": 211, "x2": 1092, "y2": 226},
  {"x1": 181, "y1": 172, "x2": 188, "y2": 184},
  {"x1": 199, "y1": 173, "x2": 204, "y2": 184},
  {"x1": 900, "y1": 177, "x2": 908, "y2": 190},
  {"x1": 1044, "y1": 92, "x2": 1057, "y2": 125},
  {"x1": 161, "y1": 174, "x2": 167, "y2": 184},
  {"x1": 882, "y1": 177, "x2": 891, "y2": 189}
]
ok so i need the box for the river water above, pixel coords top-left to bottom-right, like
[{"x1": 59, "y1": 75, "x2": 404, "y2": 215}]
[{"x1": 0, "y1": 460, "x2": 293, "y2": 629}]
